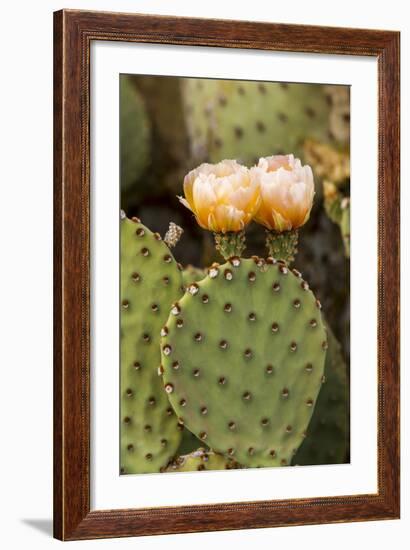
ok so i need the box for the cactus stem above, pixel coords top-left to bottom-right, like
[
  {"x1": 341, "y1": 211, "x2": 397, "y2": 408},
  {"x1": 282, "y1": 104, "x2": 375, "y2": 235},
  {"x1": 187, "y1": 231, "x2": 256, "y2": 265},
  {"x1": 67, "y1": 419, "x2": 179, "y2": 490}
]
[
  {"x1": 265, "y1": 229, "x2": 298, "y2": 265},
  {"x1": 214, "y1": 230, "x2": 246, "y2": 260}
]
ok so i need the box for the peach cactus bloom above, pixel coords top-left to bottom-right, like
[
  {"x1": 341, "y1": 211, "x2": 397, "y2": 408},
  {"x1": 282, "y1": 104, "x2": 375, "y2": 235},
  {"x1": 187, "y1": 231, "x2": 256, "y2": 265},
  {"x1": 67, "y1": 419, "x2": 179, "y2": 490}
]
[
  {"x1": 179, "y1": 160, "x2": 260, "y2": 233},
  {"x1": 250, "y1": 155, "x2": 315, "y2": 232}
]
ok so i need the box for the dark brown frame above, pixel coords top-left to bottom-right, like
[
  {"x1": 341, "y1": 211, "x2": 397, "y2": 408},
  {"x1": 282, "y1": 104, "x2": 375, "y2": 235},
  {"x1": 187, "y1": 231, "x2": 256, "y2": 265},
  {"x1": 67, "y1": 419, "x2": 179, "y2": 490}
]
[{"x1": 54, "y1": 9, "x2": 400, "y2": 541}]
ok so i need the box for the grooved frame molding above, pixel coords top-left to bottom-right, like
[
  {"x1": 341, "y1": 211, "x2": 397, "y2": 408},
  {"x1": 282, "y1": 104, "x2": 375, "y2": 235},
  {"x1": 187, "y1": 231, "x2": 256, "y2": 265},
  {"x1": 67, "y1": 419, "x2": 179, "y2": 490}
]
[{"x1": 54, "y1": 9, "x2": 400, "y2": 541}]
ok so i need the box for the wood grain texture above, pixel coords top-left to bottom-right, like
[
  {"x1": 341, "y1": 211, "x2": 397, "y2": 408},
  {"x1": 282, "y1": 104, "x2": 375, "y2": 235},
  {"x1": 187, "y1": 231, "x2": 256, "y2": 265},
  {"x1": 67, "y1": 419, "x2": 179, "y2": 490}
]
[{"x1": 53, "y1": 9, "x2": 400, "y2": 541}]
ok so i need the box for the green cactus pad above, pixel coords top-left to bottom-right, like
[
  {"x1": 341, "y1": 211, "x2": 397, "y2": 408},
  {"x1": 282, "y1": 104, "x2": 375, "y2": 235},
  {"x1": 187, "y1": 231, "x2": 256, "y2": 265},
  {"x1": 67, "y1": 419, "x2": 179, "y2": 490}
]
[
  {"x1": 293, "y1": 324, "x2": 349, "y2": 465},
  {"x1": 160, "y1": 257, "x2": 327, "y2": 467},
  {"x1": 165, "y1": 448, "x2": 240, "y2": 472},
  {"x1": 120, "y1": 214, "x2": 183, "y2": 474},
  {"x1": 182, "y1": 79, "x2": 331, "y2": 165}
]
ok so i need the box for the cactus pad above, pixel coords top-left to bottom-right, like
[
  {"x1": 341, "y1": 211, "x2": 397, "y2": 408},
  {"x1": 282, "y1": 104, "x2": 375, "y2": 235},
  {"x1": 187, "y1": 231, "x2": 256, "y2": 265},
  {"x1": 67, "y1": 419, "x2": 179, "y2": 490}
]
[
  {"x1": 160, "y1": 258, "x2": 327, "y2": 467},
  {"x1": 120, "y1": 214, "x2": 183, "y2": 473},
  {"x1": 165, "y1": 448, "x2": 240, "y2": 472},
  {"x1": 182, "y1": 79, "x2": 331, "y2": 165}
]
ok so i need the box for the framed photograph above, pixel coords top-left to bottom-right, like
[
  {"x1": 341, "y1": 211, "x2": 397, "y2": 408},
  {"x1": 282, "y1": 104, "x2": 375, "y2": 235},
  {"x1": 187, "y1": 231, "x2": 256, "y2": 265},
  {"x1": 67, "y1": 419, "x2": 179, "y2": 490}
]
[{"x1": 54, "y1": 9, "x2": 400, "y2": 540}]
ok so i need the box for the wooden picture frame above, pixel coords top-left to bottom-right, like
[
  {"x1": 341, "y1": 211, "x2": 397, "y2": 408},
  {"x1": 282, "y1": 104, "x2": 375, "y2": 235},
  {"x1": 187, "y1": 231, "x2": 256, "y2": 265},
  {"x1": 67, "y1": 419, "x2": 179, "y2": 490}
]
[{"x1": 53, "y1": 9, "x2": 400, "y2": 541}]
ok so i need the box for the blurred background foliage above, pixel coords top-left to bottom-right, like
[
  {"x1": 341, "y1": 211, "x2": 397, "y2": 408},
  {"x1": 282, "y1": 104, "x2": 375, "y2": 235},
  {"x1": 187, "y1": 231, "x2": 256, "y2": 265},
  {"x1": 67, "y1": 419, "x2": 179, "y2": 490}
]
[{"x1": 120, "y1": 76, "x2": 351, "y2": 463}]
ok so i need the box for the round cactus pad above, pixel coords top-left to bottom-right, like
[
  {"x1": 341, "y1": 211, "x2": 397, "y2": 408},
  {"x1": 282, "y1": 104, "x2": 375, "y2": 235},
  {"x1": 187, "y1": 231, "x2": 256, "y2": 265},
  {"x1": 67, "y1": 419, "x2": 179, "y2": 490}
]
[{"x1": 161, "y1": 258, "x2": 327, "y2": 467}]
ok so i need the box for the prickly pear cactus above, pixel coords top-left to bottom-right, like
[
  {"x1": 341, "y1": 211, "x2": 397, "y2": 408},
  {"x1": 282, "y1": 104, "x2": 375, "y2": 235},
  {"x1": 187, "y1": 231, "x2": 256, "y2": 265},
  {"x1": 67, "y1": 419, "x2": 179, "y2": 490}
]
[
  {"x1": 293, "y1": 324, "x2": 349, "y2": 465},
  {"x1": 120, "y1": 77, "x2": 151, "y2": 193},
  {"x1": 166, "y1": 448, "x2": 240, "y2": 472},
  {"x1": 160, "y1": 257, "x2": 327, "y2": 467},
  {"x1": 181, "y1": 79, "x2": 331, "y2": 164},
  {"x1": 120, "y1": 213, "x2": 183, "y2": 474}
]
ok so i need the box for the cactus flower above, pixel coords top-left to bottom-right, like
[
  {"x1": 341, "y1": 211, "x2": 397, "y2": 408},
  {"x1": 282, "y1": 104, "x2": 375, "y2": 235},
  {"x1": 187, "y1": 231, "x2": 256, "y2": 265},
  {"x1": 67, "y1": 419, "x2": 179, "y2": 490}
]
[
  {"x1": 179, "y1": 160, "x2": 260, "y2": 233},
  {"x1": 251, "y1": 155, "x2": 314, "y2": 232}
]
